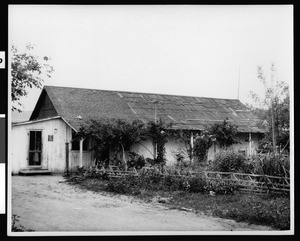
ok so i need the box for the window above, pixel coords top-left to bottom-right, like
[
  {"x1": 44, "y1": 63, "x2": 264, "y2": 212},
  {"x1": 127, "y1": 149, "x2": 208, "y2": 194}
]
[{"x1": 28, "y1": 130, "x2": 42, "y2": 166}]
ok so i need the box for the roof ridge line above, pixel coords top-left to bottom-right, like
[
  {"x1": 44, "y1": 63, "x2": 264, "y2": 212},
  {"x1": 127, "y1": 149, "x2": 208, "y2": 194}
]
[{"x1": 43, "y1": 85, "x2": 240, "y2": 101}]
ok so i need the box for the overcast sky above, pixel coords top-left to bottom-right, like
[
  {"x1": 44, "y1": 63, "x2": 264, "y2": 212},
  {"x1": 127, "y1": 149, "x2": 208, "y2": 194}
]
[{"x1": 9, "y1": 5, "x2": 293, "y2": 111}]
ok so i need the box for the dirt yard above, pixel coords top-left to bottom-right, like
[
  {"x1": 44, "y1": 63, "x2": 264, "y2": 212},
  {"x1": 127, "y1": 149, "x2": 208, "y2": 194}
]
[{"x1": 11, "y1": 175, "x2": 273, "y2": 233}]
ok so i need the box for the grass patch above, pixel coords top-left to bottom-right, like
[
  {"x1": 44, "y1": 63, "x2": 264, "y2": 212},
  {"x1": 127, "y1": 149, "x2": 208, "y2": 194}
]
[{"x1": 166, "y1": 192, "x2": 290, "y2": 230}]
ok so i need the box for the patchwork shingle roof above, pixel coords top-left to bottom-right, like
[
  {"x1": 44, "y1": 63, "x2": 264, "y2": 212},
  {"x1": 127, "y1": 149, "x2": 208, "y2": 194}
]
[{"x1": 32, "y1": 85, "x2": 265, "y2": 133}]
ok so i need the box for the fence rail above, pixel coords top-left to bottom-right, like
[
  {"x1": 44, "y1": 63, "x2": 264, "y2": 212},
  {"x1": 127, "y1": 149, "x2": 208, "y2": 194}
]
[{"x1": 92, "y1": 165, "x2": 290, "y2": 195}]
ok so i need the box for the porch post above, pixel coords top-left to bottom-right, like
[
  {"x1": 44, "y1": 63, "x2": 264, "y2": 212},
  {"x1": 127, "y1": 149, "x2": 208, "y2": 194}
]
[
  {"x1": 249, "y1": 132, "x2": 252, "y2": 155},
  {"x1": 65, "y1": 142, "x2": 69, "y2": 174},
  {"x1": 79, "y1": 138, "x2": 83, "y2": 168},
  {"x1": 190, "y1": 132, "x2": 194, "y2": 161}
]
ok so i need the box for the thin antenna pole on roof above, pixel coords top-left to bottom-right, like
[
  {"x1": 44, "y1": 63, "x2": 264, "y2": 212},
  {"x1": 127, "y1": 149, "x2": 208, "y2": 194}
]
[
  {"x1": 237, "y1": 67, "x2": 240, "y2": 100},
  {"x1": 151, "y1": 100, "x2": 159, "y2": 123}
]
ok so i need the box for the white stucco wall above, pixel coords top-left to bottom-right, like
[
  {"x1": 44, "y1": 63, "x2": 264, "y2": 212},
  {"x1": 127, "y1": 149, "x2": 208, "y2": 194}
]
[
  {"x1": 130, "y1": 132, "x2": 260, "y2": 166},
  {"x1": 165, "y1": 137, "x2": 190, "y2": 166},
  {"x1": 130, "y1": 137, "x2": 190, "y2": 166},
  {"x1": 207, "y1": 132, "x2": 260, "y2": 161},
  {"x1": 130, "y1": 139, "x2": 155, "y2": 160}
]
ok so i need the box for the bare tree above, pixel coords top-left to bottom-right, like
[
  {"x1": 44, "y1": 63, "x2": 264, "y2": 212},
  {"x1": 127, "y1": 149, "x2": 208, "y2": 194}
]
[{"x1": 250, "y1": 63, "x2": 289, "y2": 152}]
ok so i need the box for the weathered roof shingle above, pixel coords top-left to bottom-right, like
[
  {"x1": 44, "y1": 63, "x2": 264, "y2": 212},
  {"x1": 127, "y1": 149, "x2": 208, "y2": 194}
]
[{"x1": 32, "y1": 85, "x2": 265, "y2": 133}]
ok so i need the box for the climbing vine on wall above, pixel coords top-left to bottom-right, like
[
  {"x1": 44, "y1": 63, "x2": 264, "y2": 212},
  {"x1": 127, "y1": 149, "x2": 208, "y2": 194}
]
[
  {"x1": 193, "y1": 118, "x2": 240, "y2": 162},
  {"x1": 77, "y1": 118, "x2": 174, "y2": 167},
  {"x1": 209, "y1": 118, "x2": 240, "y2": 148},
  {"x1": 77, "y1": 117, "x2": 240, "y2": 166},
  {"x1": 193, "y1": 130, "x2": 216, "y2": 162},
  {"x1": 77, "y1": 118, "x2": 146, "y2": 167},
  {"x1": 145, "y1": 119, "x2": 173, "y2": 166}
]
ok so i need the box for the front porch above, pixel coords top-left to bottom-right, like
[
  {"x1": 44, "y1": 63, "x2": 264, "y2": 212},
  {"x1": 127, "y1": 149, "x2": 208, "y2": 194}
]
[{"x1": 19, "y1": 167, "x2": 52, "y2": 176}]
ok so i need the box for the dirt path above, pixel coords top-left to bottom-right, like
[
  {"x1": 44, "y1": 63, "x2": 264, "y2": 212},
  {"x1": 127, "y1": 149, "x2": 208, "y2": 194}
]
[{"x1": 11, "y1": 175, "x2": 273, "y2": 233}]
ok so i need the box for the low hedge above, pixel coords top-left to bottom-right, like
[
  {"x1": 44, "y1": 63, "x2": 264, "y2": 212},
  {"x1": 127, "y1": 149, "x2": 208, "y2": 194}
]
[{"x1": 102, "y1": 172, "x2": 237, "y2": 195}]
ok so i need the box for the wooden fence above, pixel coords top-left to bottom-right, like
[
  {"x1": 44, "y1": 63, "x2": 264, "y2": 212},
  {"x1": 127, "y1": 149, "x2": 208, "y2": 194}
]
[
  {"x1": 202, "y1": 171, "x2": 290, "y2": 194},
  {"x1": 95, "y1": 165, "x2": 290, "y2": 195}
]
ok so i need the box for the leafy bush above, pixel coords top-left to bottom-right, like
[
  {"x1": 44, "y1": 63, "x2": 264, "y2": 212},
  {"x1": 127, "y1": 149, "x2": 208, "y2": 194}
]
[
  {"x1": 104, "y1": 175, "x2": 142, "y2": 195},
  {"x1": 208, "y1": 149, "x2": 247, "y2": 173},
  {"x1": 193, "y1": 131, "x2": 215, "y2": 162},
  {"x1": 193, "y1": 119, "x2": 240, "y2": 162},
  {"x1": 186, "y1": 176, "x2": 208, "y2": 193},
  {"x1": 209, "y1": 118, "x2": 240, "y2": 148},
  {"x1": 207, "y1": 179, "x2": 238, "y2": 195},
  {"x1": 127, "y1": 152, "x2": 146, "y2": 169},
  {"x1": 163, "y1": 175, "x2": 186, "y2": 191},
  {"x1": 208, "y1": 149, "x2": 290, "y2": 178},
  {"x1": 245, "y1": 153, "x2": 290, "y2": 177},
  {"x1": 173, "y1": 148, "x2": 192, "y2": 167},
  {"x1": 140, "y1": 169, "x2": 164, "y2": 190}
]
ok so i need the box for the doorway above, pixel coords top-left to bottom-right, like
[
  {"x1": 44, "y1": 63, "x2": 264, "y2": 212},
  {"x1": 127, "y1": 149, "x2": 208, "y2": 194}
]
[{"x1": 28, "y1": 130, "x2": 42, "y2": 166}]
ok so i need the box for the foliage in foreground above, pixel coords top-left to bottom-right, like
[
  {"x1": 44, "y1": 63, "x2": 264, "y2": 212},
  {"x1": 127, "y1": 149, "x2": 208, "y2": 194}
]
[
  {"x1": 67, "y1": 148, "x2": 291, "y2": 231},
  {"x1": 70, "y1": 166, "x2": 238, "y2": 195},
  {"x1": 11, "y1": 44, "x2": 54, "y2": 112},
  {"x1": 69, "y1": 175, "x2": 290, "y2": 230},
  {"x1": 11, "y1": 215, "x2": 34, "y2": 232},
  {"x1": 170, "y1": 192, "x2": 290, "y2": 230}
]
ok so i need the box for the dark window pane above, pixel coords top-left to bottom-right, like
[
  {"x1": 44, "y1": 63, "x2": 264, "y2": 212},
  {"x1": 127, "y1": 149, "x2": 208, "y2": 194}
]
[
  {"x1": 29, "y1": 131, "x2": 35, "y2": 150},
  {"x1": 36, "y1": 131, "x2": 42, "y2": 150},
  {"x1": 29, "y1": 152, "x2": 34, "y2": 165}
]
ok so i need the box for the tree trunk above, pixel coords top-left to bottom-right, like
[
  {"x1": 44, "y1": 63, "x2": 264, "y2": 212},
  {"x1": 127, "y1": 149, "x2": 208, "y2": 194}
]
[
  {"x1": 153, "y1": 142, "x2": 157, "y2": 159},
  {"x1": 120, "y1": 143, "x2": 127, "y2": 171},
  {"x1": 270, "y1": 103, "x2": 276, "y2": 152}
]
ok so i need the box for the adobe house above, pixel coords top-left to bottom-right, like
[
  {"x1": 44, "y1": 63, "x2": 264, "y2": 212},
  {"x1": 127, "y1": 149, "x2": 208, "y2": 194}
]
[{"x1": 11, "y1": 85, "x2": 265, "y2": 174}]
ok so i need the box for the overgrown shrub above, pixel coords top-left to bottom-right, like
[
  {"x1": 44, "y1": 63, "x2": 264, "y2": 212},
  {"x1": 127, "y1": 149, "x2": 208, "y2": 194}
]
[
  {"x1": 140, "y1": 168, "x2": 164, "y2": 190},
  {"x1": 127, "y1": 152, "x2": 146, "y2": 169},
  {"x1": 208, "y1": 149, "x2": 289, "y2": 178},
  {"x1": 163, "y1": 175, "x2": 186, "y2": 191},
  {"x1": 208, "y1": 149, "x2": 247, "y2": 173},
  {"x1": 244, "y1": 153, "x2": 290, "y2": 177},
  {"x1": 104, "y1": 175, "x2": 142, "y2": 195},
  {"x1": 174, "y1": 148, "x2": 192, "y2": 168},
  {"x1": 186, "y1": 176, "x2": 208, "y2": 193},
  {"x1": 193, "y1": 131, "x2": 215, "y2": 162},
  {"x1": 208, "y1": 179, "x2": 238, "y2": 195},
  {"x1": 193, "y1": 119, "x2": 240, "y2": 162}
]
